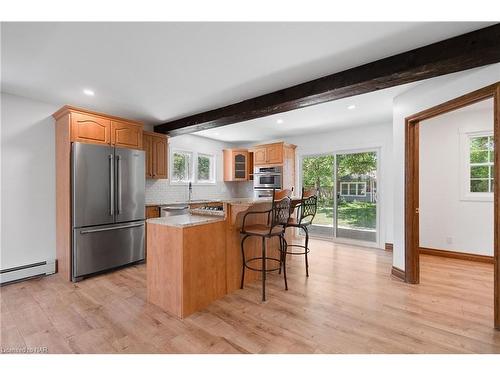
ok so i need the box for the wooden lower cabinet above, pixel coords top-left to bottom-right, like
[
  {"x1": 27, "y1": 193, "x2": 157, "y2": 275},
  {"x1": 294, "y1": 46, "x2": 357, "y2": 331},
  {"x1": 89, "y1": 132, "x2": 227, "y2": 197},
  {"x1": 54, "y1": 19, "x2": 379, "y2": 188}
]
[
  {"x1": 143, "y1": 131, "x2": 168, "y2": 179},
  {"x1": 145, "y1": 206, "x2": 160, "y2": 219}
]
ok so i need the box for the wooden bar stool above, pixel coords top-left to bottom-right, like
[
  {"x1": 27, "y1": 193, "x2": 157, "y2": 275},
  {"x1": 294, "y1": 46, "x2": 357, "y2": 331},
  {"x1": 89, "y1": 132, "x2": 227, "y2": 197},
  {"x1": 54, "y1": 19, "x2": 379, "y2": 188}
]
[
  {"x1": 281, "y1": 188, "x2": 318, "y2": 277},
  {"x1": 240, "y1": 189, "x2": 292, "y2": 301}
]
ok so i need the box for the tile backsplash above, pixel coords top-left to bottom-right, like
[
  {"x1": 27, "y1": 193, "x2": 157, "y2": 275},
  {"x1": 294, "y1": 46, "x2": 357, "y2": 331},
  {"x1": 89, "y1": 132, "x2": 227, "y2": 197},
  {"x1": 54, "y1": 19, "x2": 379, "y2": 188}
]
[{"x1": 145, "y1": 179, "x2": 253, "y2": 204}]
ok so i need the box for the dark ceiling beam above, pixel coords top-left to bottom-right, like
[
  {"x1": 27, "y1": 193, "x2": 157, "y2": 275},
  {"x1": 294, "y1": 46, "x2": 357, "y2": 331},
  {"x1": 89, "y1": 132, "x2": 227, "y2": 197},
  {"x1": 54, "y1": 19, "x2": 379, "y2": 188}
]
[{"x1": 155, "y1": 24, "x2": 500, "y2": 136}]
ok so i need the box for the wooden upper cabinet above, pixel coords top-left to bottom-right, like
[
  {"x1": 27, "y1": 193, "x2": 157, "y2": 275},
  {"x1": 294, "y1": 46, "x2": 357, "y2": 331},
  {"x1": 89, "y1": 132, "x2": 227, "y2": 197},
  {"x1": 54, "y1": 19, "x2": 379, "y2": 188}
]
[
  {"x1": 111, "y1": 121, "x2": 143, "y2": 149},
  {"x1": 223, "y1": 149, "x2": 248, "y2": 181},
  {"x1": 143, "y1": 133, "x2": 154, "y2": 178},
  {"x1": 152, "y1": 135, "x2": 168, "y2": 179},
  {"x1": 70, "y1": 112, "x2": 111, "y2": 145},
  {"x1": 53, "y1": 106, "x2": 144, "y2": 150},
  {"x1": 143, "y1": 131, "x2": 168, "y2": 179},
  {"x1": 253, "y1": 147, "x2": 267, "y2": 165},
  {"x1": 253, "y1": 143, "x2": 285, "y2": 165},
  {"x1": 266, "y1": 143, "x2": 283, "y2": 164}
]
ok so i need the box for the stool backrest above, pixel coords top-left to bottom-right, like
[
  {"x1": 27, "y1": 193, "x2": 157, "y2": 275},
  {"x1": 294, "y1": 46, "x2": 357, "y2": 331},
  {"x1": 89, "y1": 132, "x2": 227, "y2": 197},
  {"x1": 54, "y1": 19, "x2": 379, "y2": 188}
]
[
  {"x1": 299, "y1": 187, "x2": 318, "y2": 225},
  {"x1": 270, "y1": 189, "x2": 292, "y2": 230}
]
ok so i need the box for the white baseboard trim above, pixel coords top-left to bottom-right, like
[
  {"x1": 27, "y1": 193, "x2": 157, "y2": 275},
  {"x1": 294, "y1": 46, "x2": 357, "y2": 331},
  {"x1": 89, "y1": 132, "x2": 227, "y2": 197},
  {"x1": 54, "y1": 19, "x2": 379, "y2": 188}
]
[{"x1": 0, "y1": 260, "x2": 56, "y2": 285}]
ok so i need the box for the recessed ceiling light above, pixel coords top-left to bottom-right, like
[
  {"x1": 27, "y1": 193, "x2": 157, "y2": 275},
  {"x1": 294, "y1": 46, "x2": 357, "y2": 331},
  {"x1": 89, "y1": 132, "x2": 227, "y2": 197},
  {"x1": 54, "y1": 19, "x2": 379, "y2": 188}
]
[
  {"x1": 276, "y1": 119, "x2": 284, "y2": 124},
  {"x1": 347, "y1": 104, "x2": 356, "y2": 110},
  {"x1": 83, "y1": 89, "x2": 95, "y2": 96}
]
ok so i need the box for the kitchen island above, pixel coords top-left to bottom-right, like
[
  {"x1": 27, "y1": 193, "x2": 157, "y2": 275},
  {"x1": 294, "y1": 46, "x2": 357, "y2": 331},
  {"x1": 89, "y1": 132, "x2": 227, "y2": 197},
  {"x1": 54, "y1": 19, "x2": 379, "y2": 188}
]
[{"x1": 146, "y1": 199, "x2": 292, "y2": 318}]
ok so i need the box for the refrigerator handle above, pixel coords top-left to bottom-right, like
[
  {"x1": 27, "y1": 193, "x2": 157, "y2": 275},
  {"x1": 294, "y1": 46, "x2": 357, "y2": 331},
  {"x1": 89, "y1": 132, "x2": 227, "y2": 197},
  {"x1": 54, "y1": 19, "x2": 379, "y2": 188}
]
[
  {"x1": 109, "y1": 154, "x2": 114, "y2": 216},
  {"x1": 116, "y1": 155, "x2": 122, "y2": 215}
]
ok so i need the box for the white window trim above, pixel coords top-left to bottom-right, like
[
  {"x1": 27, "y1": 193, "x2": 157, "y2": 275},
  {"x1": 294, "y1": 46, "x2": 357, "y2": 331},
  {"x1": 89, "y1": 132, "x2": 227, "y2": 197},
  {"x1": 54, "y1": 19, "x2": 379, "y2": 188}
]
[
  {"x1": 169, "y1": 148, "x2": 217, "y2": 185},
  {"x1": 339, "y1": 182, "x2": 367, "y2": 197},
  {"x1": 459, "y1": 130, "x2": 493, "y2": 202}
]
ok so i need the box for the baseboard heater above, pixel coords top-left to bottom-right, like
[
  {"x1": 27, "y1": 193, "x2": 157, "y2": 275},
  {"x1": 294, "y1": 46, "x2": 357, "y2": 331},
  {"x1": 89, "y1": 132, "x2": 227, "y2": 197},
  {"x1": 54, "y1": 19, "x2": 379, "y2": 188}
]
[{"x1": 0, "y1": 260, "x2": 56, "y2": 285}]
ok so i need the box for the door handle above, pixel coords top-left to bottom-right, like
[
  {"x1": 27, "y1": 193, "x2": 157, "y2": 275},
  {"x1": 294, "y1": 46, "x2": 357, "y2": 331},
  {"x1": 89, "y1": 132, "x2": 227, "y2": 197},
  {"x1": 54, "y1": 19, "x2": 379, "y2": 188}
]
[
  {"x1": 116, "y1": 155, "x2": 122, "y2": 215},
  {"x1": 80, "y1": 222, "x2": 144, "y2": 234},
  {"x1": 109, "y1": 154, "x2": 114, "y2": 216}
]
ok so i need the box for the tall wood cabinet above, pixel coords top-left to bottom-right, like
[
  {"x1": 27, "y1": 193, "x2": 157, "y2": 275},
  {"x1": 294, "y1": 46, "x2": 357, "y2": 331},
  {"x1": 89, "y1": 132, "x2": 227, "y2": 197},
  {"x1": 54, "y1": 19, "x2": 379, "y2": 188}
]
[
  {"x1": 52, "y1": 105, "x2": 145, "y2": 281},
  {"x1": 143, "y1": 131, "x2": 168, "y2": 179}
]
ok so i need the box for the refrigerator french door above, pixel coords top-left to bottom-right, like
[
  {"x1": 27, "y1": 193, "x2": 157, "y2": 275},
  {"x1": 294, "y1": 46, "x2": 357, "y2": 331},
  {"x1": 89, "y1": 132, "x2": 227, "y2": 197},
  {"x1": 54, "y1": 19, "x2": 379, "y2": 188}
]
[{"x1": 71, "y1": 142, "x2": 145, "y2": 281}]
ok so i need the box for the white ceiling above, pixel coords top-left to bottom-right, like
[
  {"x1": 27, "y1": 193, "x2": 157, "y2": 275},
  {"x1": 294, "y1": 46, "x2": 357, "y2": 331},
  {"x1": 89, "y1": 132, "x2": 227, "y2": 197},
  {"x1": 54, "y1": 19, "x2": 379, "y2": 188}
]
[
  {"x1": 1, "y1": 22, "x2": 493, "y2": 127},
  {"x1": 195, "y1": 82, "x2": 417, "y2": 143}
]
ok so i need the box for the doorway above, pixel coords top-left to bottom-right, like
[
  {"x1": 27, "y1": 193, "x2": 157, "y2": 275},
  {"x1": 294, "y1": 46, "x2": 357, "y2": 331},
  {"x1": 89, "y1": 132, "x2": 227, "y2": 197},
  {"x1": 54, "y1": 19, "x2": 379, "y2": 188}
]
[
  {"x1": 404, "y1": 82, "x2": 500, "y2": 329},
  {"x1": 301, "y1": 149, "x2": 379, "y2": 246}
]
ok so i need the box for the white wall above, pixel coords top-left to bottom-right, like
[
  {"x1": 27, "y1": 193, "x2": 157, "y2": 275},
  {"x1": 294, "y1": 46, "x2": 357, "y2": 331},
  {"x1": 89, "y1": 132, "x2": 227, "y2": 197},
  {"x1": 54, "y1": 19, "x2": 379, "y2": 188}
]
[
  {"x1": 144, "y1": 132, "x2": 243, "y2": 203},
  {"x1": 1, "y1": 92, "x2": 59, "y2": 270},
  {"x1": 419, "y1": 101, "x2": 493, "y2": 255},
  {"x1": 284, "y1": 123, "x2": 394, "y2": 248},
  {"x1": 392, "y1": 63, "x2": 500, "y2": 270}
]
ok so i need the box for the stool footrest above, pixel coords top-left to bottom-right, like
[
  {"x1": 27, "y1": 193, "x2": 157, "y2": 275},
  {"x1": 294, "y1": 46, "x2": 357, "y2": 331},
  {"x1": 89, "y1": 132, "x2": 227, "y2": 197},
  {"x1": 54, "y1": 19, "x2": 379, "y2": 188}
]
[
  {"x1": 244, "y1": 256, "x2": 282, "y2": 273},
  {"x1": 284, "y1": 243, "x2": 310, "y2": 256}
]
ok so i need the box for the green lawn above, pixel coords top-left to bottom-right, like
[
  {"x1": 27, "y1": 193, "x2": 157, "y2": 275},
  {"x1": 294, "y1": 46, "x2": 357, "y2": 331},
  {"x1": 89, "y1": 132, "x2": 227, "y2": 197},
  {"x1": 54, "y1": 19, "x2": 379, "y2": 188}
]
[{"x1": 313, "y1": 201, "x2": 376, "y2": 230}]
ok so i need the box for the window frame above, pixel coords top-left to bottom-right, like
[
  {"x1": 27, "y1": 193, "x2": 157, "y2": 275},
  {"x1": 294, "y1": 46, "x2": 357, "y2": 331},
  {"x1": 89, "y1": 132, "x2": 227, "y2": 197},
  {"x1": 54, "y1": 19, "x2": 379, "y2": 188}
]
[
  {"x1": 169, "y1": 148, "x2": 216, "y2": 185},
  {"x1": 339, "y1": 182, "x2": 367, "y2": 197},
  {"x1": 459, "y1": 130, "x2": 494, "y2": 201}
]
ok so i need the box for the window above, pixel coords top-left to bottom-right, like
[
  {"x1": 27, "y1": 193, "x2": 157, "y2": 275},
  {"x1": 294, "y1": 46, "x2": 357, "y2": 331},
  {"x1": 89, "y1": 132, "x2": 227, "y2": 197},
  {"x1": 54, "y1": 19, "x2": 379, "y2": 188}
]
[
  {"x1": 197, "y1": 153, "x2": 215, "y2": 183},
  {"x1": 170, "y1": 149, "x2": 216, "y2": 184},
  {"x1": 469, "y1": 134, "x2": 494, "y2": 193},
  {"x1": 340, "y1": 182, "x2": 367, "y2": 197},
  {"x1": 172, "y1": 151, "x2": 192, "y2": 183}
]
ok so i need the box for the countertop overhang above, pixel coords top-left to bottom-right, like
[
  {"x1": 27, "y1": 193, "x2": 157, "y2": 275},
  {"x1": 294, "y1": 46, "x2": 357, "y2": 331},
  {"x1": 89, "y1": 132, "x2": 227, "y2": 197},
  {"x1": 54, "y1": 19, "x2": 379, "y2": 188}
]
[{"x1": 147, "y1": 214, "x2": 225, "y2": 228}]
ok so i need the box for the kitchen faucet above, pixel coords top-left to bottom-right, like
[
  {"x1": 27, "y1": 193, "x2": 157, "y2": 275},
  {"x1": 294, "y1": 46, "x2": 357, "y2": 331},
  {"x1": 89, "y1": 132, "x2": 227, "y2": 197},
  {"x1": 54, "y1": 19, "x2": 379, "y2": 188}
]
[{"x1": 188, "y1": 181, "x2": 193, "y2": 203}]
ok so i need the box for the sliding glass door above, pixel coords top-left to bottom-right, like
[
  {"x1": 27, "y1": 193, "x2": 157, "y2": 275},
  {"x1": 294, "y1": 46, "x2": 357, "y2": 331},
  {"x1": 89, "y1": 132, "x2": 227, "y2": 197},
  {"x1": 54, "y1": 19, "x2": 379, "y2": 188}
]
[
  {"x1": 335, "y1": 151, "x2": 377, "y2": 242},
  {"x1": 301, "y1": 150, "x2": 378, "y2": 244}
]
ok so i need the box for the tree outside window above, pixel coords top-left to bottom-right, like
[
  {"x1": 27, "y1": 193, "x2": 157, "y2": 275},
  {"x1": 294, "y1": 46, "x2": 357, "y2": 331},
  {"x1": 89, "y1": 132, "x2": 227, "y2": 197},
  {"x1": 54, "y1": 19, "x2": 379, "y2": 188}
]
[
  {"x1": 172, "y1": 151, "x2": 192, "y2": 182},
  {"x1": 197, "y1": 154, "x2": 214, "y2": 183},
  {"x1": 469, "y1": 134, "x2": 494, "y2": 193}
]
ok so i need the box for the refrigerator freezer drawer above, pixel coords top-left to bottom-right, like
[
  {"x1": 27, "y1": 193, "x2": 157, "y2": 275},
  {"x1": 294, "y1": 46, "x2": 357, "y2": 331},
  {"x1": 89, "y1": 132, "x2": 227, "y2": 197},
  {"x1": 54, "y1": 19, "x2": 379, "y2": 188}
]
[{"x1": 73, "y1": 221, "x2": 145, "y2": 279}]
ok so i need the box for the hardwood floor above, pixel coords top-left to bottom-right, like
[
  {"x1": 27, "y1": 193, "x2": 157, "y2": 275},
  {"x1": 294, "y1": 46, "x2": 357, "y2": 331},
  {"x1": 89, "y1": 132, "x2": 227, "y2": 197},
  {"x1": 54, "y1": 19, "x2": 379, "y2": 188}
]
[{"x1": 1, "y1": 238, "x2": 499, "y2": 353}]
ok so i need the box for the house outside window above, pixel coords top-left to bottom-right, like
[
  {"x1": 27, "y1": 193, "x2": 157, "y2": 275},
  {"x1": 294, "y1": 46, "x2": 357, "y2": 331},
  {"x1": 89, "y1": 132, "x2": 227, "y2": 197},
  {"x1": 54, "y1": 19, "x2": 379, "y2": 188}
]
[{"x1": 340, "y1": 182, "x2": 366, "y2": 197}]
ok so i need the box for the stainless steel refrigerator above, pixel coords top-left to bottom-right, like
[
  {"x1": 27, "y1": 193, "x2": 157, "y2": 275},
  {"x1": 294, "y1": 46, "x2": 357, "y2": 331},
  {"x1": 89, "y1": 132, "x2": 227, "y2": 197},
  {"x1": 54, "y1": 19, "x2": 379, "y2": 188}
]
[{"x1": 71, "y1": 142, "x2": 145, "y2": 281}]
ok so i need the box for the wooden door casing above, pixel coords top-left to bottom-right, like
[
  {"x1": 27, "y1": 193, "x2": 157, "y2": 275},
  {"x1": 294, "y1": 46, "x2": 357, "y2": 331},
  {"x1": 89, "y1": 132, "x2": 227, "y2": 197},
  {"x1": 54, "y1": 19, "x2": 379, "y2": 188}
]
[{"x1": 404, "y1": 82, "x2": 500, "y2": 330}]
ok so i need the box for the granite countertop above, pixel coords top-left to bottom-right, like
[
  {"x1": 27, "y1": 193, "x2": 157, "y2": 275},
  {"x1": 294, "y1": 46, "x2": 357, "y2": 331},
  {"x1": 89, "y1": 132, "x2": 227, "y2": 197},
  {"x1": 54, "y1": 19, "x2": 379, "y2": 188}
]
[{"x1": 147, "y1": 214, "x2": 226, "y2": 228}]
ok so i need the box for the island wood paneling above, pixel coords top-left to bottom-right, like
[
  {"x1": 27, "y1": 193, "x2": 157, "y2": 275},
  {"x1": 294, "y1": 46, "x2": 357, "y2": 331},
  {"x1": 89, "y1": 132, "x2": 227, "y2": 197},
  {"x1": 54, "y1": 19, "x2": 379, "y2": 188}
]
[
  {"x1": 147, "y1": 220, "x2": 227, "y2": 318},
  {"x1": 147, "y1": 223, "x2": 184, "y2": 318}
]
